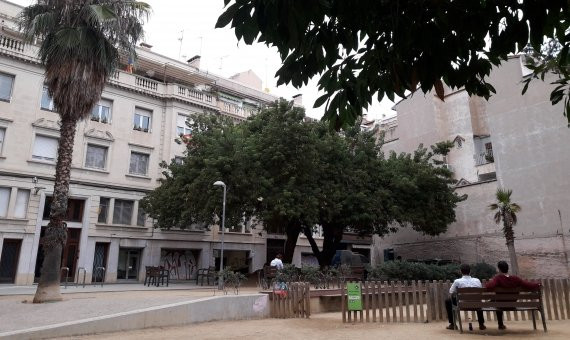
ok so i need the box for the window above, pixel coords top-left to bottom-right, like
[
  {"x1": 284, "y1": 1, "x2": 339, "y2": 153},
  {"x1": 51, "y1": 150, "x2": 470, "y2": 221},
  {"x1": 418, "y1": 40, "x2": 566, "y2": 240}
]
[
  {"x1": 14, "y1": 189, "x2": 30, "y2": 218},
  {"x1": 133, "y1": 108, "x2": 151, "y2": 132},
  {"x1": 0, "y1": 187, "x2": 10, "y2": 217},
  {"x1": 136, "y1": 205, "x2": 145, "y2": 226},
  {"x1": 40, "y1": 86, "x2": 55, "y2": 111},
  {"x1": 98, "y1": 197, "x2": 110, "y2": 223},
  {"x1": 0, "y1": 73, "x2": 14, "y2": 102},
  {"x1": 91, "y1": 99, "x2": 112, "y2": 123},
  {"x1": 32, "y1": 135, "x2": 58, "y2": 162},
  {"x1": 176, "y1": 114, "x2": 192, "y2": 136},
  {"x1": 42, "y1": 197, "x2": 85, "y2": 222},
  {"x1": 0, "y1": 127, "x2": 5, "y2": 154},
  {"x1": 113, "y1": 199, "x2": 133, "y2": 225},
  {"x1": 85, "y1": 144, "x2": 108, "y2": 170},
  {"x1": 174, "y1": 156, "x2": 184, "y2": 165},
  {"x1": 129, "y1": 152, "x2": 149, "y2": 176}
]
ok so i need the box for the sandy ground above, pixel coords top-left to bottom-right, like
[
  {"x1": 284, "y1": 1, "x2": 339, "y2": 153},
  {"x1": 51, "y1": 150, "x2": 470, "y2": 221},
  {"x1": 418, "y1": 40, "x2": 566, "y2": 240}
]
[
  {"x1": 67, "y1": 313, "x2": 569, "y2": 340},
  {"x1": 0, "y1": 288, "x2": 257, "y2": 333}
]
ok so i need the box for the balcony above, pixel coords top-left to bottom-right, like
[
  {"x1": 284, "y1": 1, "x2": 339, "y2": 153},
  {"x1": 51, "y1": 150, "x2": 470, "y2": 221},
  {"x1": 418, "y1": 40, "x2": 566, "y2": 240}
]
[
  {"x1": 108, "y1": 70, "x2": 217, "y2": 109},
  {"x1": 217, "y1": 101, "x2": 259, "y2": 119},
  {"x1": 475, "y1": 149, "x2": 496, "y2": 181},
  {"x1": 0, "y1": 33, "x2": 40, "y2": 63}
]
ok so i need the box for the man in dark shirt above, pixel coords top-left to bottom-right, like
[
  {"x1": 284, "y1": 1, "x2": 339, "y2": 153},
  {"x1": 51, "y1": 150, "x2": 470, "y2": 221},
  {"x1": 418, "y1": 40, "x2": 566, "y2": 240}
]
[{"x1": 485, "y1": 261, "x2": 540, "y2": 330}]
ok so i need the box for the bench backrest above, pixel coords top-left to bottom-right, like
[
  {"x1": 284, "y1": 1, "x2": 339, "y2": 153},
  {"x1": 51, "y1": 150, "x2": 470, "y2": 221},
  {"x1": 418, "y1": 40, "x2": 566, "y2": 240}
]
[{"x1": 456, "y1": 287, "x2": 542, "y2": 309}]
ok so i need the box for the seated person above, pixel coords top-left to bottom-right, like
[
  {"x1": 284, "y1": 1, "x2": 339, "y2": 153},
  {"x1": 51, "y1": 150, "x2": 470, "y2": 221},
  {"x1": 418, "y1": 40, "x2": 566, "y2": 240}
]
[
  {"x1": 445, "y1": 264, "x2": 486, "y2": 330},
  {"x1": 485, "y1": 261, "x2": 540, "y2": 330}
]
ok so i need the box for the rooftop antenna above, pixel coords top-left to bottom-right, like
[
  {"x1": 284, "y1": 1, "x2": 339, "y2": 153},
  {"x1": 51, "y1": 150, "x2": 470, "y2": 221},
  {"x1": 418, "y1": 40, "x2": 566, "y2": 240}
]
[
  {"x1": 219, "y1": 55, "x2": 229, "y2": 71},
  {"x1": 178, "y1": 29, "x2": 184, "y2": 59}
]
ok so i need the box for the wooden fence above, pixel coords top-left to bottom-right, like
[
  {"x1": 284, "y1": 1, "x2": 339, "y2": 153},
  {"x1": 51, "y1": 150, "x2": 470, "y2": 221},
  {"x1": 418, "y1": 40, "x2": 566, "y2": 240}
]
[
  {"x1": 270, "y1": 282, "x2": 311, "y2": 318},
  {"x1": 341, "y1": 278, "x2": 570, "y2": 323}
]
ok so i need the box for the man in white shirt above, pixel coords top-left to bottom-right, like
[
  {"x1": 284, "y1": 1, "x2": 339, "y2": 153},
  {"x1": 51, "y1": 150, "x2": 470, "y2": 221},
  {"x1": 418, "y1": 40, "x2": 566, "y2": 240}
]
[
  {"x1": 445, "y1": 264, "x2": 486, "y2": 330},
  {"x1": 270, "y1": 253, "x2": 284, "y2": 270}
]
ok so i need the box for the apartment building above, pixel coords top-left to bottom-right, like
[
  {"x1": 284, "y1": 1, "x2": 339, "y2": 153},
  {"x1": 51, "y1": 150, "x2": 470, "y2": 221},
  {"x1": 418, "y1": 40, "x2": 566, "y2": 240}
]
[
  {"x1": 373, "y1": 57, "x2": 570, "y2": 278},
  {"x1": 0, "y1": 0, "x2": 371, "y2": 285}
]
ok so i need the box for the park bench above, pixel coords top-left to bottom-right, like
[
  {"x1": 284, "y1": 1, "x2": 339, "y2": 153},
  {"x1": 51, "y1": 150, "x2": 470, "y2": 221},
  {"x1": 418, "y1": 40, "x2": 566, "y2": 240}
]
[
  {"x1": 343, "y1": 266, "x2": 366, "y2": 281},
  {"x1": 453, "y1": 286, "x2": 546, "y2": 333},
  {"x1": 196, "y1": 266, "x2": 217, "y2": 286}
]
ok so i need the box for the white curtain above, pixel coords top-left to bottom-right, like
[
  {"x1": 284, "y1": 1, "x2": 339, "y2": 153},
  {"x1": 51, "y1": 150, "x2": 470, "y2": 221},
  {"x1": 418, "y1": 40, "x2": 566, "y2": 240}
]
[
  {"x1": 32, "y1": 135, "x2": 58, "y2": 161},
  {"x1": 0, "y1": 74, "x2": 13, "y2": 101},
  {"x1": 0, "y1": 128, "x2": 5, "y2": 152},
  {"x1": 14, "y1": 189, "x2": 30, "y2": 218},
  {"x1": 0, "y1": 187, "x2": 10, "y2": 217},
  {"x1": 113, "y1": 200, "x2": 133, "y2": 225},
  {"x1": 86, "y1": 145, "x2": 107, "y2": 169},
  {"x1": 129, "y1": 152, "x2": 149, "y2": 175}
]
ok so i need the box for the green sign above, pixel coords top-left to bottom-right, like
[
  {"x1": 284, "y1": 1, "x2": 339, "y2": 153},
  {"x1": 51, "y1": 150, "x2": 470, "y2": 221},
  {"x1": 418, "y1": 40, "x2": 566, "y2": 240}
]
[{"x1": 347, "y1": 282, "x2": 362, "y2": 311}]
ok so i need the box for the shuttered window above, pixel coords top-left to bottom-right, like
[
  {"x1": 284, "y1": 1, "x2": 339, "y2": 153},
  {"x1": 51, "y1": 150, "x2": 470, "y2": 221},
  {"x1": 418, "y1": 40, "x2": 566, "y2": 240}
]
[{"x1": 32, "y1": 135, "x2": 58, "y2": 162}]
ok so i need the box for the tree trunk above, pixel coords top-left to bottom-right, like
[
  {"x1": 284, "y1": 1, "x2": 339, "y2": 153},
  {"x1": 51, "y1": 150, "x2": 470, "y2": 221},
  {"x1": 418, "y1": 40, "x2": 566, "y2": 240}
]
[
  {"x1": 33, "y1": 116, "x2": 77, "y2": 303},
  {"x1": 304, "y1": 224, "x2": 344, "y2": 268},
  {"x1": 283, "y1": 223, "x2": 301, "y2": 263},
  {"x1": 503, "y1": 214, "x2": 519, "y2": 275}
]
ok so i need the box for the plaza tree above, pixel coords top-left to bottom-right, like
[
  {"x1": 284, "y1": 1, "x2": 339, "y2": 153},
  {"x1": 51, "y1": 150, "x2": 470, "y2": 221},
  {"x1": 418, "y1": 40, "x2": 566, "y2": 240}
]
[
  {"x1": 143, "y1": 101, "x2": 465, "y2": 266},
  {"x1": 19, "y1": 0, "x2": 150, "y2": 303},
  {"x1": 216, "y1": 1, "x2": 570, "y2": 128},
  {"x1": 489, "y1": 188, "x2": 522, "y2": 275}
]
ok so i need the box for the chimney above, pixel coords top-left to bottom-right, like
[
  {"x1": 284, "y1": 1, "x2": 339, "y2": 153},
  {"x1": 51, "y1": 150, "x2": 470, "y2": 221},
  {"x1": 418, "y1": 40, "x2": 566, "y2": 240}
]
[
  {"x1": 187, "y1": 55, "x2": 201, "y2": 70},
  {"x1": 293, "y1": 94, "x2": 303, "y2": 106}
]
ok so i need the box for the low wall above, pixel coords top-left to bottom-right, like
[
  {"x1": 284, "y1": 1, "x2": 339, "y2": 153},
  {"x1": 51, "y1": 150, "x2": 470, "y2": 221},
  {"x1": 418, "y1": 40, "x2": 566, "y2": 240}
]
[{"x1": 0, "y1": 294, "x2": 269, "y2": 340}]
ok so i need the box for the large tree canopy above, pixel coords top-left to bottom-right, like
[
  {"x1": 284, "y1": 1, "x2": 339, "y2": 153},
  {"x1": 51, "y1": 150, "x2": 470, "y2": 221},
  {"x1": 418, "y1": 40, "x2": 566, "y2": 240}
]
[
  {"x1": 142, "y1": 101, "x2": 465, "y2": 266},
  {"x1": 216, "y1": 1, "x2": 569, "y2": 128}
]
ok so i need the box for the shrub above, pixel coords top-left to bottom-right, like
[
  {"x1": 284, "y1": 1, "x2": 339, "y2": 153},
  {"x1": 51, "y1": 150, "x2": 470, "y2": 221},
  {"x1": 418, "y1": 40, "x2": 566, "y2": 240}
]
[
  {"x1": 367, "y1": 261, "x2": 497, "y2": 282},
  {"x1": 366, "y1": 261, "x2": 461, "y2": 281},
  {"x1": 470, "y1": 262, "x2": 497, "y2": 280}
]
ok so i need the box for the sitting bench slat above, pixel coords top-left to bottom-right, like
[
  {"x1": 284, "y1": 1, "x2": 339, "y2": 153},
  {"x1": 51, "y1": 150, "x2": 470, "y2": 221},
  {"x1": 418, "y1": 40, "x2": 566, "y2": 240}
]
[
  {"x1": 457, "y1": 293, "x2": 541, "y2": 301},
  {"x1": 459, "y1": 301, "x2": 542, "y2": 309}
]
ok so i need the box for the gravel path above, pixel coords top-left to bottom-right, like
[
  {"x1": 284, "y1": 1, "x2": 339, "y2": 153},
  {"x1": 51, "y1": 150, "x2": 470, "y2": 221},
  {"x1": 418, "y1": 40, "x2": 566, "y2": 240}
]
[{"x1": 72, "y1": 314, "x2": 570, "y2": 340}]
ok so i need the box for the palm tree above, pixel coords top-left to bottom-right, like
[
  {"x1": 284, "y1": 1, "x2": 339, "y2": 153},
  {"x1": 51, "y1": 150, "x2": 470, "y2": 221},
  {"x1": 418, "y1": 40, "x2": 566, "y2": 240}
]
[
  {"x1": 19, "y1": 0, "x2": 150, "y2": 303},
  {"x1": 489, "y1": 188, "x2": 522, "y2": 275}
]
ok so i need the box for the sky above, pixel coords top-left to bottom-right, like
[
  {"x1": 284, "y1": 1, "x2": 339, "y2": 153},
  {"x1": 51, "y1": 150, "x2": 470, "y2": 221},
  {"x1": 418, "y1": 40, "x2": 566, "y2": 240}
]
[{"x1": 11, "y1": 0, "x2": 396, "y2": 120}]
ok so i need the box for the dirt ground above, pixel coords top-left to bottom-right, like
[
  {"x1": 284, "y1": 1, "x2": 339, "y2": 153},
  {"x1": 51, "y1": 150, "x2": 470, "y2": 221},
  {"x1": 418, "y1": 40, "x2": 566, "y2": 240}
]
[{"x1": 70, "y1": 313, "x2": 569, "y2": 340}]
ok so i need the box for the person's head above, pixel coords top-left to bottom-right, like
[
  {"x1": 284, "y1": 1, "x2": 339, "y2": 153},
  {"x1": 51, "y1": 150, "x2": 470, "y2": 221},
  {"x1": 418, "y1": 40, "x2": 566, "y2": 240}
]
[
  {"x1": 275, "y1": 253, "x2": 282, "y2": 260},
  {"x1": 497, "y1": 261, "x2": 509, "y2": 274},
  {"x1": 460, "y1": 264, "x2": 471, "y2": 276}
]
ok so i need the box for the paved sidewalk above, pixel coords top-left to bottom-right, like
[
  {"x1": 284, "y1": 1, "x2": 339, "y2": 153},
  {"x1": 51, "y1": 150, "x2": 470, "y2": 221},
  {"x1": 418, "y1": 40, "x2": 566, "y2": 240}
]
[
  {"x1": 0, "y1": 282, "x2": 215, "y2": 296},
  {"x1": 0, "y1": 286, "x2": 261, "y2": 333}
]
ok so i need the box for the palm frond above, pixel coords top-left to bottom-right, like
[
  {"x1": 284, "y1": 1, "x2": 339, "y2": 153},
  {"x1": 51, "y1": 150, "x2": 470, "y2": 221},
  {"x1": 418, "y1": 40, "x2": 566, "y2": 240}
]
[{"x1": 494, "y1": 211, "x2": 502, "y2": 224}]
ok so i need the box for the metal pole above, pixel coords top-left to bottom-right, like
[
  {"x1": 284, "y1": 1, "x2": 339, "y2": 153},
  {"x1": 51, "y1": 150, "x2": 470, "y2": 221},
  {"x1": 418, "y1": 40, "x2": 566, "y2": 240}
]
[{"x1": 219, "y1": 184, "x2": 226, "y2": 290}]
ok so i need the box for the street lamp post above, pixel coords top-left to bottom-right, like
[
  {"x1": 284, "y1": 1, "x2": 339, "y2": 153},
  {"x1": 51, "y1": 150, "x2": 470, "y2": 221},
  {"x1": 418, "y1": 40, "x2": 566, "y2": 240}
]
[{"x1": 213, "y1": 181, "x2": 226, "y2": 290}]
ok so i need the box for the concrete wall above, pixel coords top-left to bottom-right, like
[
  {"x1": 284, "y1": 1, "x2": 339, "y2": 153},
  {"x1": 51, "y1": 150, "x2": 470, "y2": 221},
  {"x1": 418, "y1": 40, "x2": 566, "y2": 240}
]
[
  {"x1": 0, "y1": 294, "x2": 270, "y2": 340},
  {"x1": 375, "y1": 57, "x2": 570, "y2": 278}
]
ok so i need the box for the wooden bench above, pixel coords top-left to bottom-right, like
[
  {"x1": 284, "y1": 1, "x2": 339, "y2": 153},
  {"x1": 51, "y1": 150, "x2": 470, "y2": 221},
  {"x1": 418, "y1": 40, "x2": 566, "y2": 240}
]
[
  {"x1": 343, "y1": 266, "x2": 365, "y2": 281},
  {"x1": 453, "y1": 287, "x2": 546, "y2": 333}
]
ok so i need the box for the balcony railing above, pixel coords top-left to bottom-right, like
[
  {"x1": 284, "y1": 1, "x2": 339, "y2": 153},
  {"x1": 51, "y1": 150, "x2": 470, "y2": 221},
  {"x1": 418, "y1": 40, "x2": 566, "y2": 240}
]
[
  {"x1": 475, "y1": 149, "x2": 494, "y2": 166},
  {"x1": 0, "y1": 33, "x2": 40, "y2": 63},
  {"x1": 218, "y1": 101, "x2": 258, "y2": 118}
]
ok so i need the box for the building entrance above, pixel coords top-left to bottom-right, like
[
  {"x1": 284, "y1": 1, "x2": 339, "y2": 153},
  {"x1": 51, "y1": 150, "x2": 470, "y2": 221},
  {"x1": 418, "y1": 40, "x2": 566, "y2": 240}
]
[
  {"x1": 0, "y1": 239, "x2": 22, "y2": 283},
  {"x1": 117, "y1": 248, "x2": 142, "y2": 280},
  {"x1": 34, "y1": 227, "x2": 82, "y2": 283}
]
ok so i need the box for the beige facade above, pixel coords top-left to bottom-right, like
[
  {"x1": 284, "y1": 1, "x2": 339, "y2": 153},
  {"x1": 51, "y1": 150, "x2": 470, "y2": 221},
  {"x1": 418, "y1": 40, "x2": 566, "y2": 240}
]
[
  {"x1": 373, "y1": 57, "x2": 570, "y2": 278},
  {"x1": 0, "y1": 0, "x2": 369, "y2": 285}
]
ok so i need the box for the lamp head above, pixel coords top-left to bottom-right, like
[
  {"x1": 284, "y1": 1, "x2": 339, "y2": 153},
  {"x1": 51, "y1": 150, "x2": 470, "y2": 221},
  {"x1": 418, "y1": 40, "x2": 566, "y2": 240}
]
[{"x1": 213, "y1": 181, "x2": 225, "y2": 187}]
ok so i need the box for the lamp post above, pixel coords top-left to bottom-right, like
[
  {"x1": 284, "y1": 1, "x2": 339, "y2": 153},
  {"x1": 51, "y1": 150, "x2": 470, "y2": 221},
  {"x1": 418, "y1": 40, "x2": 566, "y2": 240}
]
[{"x1": 213, "y1": 181, "x2": 226, "y2": 290}]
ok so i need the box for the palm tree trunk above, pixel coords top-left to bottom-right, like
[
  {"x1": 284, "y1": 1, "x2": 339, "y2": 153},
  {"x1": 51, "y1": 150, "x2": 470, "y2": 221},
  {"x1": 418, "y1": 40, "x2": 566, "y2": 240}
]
[
  {"x1": 33, "y1": 115, "x2": 77, "y2": 303},
  {"x1": 503, "y1": 214, "x2": 520, "y2": 275}
]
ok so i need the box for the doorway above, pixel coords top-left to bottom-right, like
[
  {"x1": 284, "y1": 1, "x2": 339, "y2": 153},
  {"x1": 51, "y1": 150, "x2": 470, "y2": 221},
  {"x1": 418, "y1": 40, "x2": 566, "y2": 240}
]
[
  {"x1": 34, "y1": 227, "x2": 82, "y2": 283},
  {"x1": 92, "y1": 243, "x2": 109, "y2": 282},
  {"x1": 0, "y1": 239, "x2": 22, "y2": 283},
  {"x1": 117, "y1": 248, "x2": 142, "y2": 280}
]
